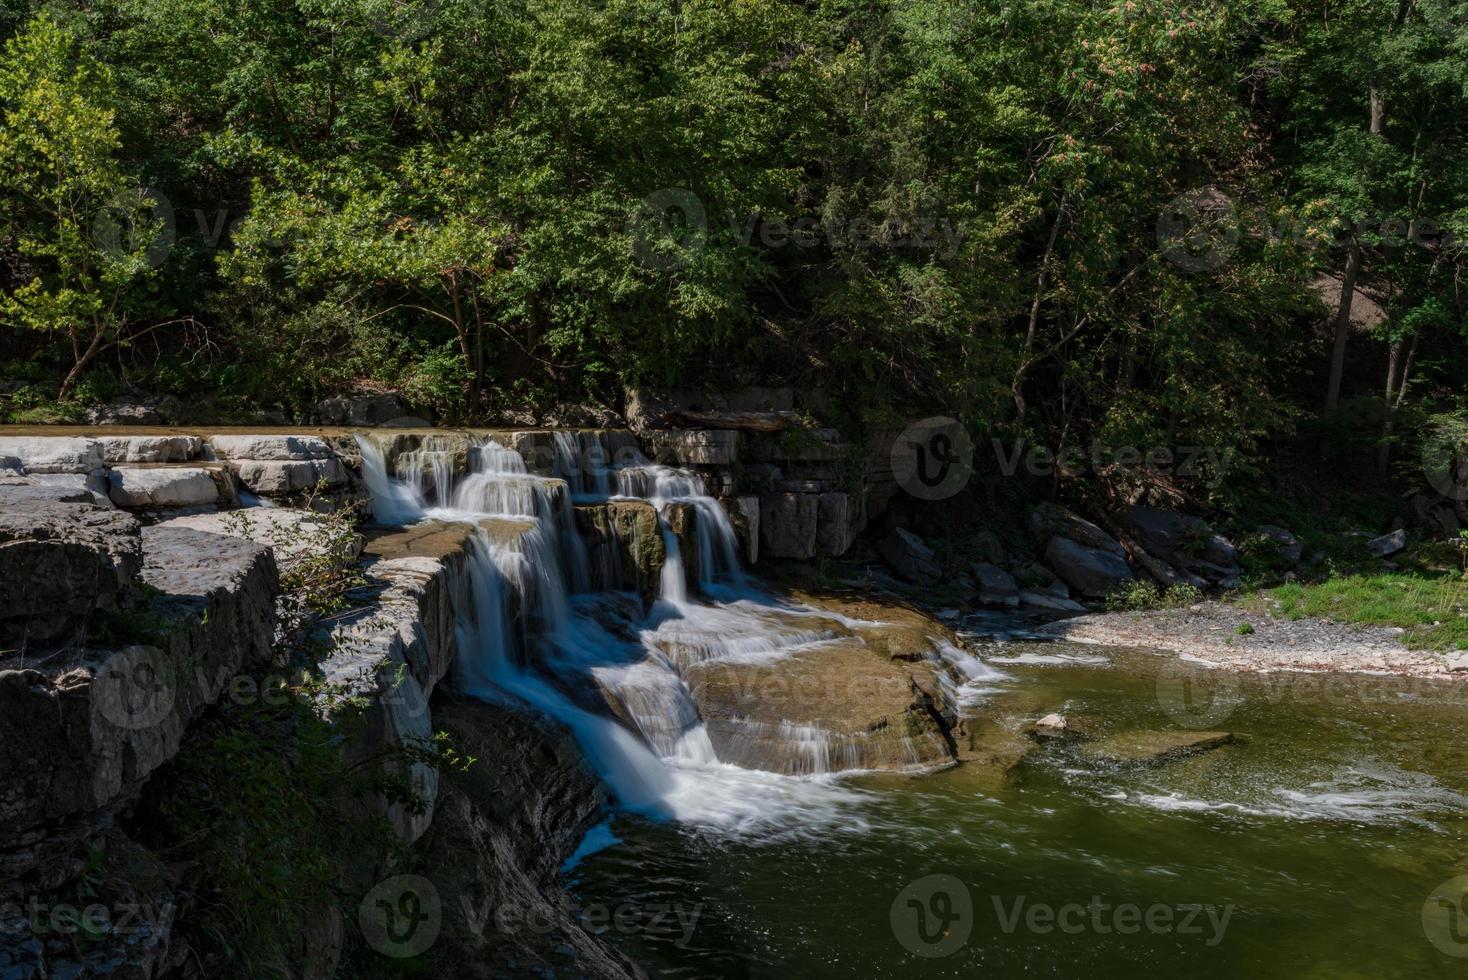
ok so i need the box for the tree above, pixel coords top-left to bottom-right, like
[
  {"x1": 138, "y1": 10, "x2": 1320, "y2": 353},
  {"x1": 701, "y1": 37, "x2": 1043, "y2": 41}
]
[{"x1": 0, "y1": 14, "x2": 168, "y2": 398}]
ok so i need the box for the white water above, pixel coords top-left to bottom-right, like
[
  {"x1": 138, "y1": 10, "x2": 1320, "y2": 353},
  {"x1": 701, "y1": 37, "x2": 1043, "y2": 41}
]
[{"x1": 355, "y1": 432, "x2": 942, "y2": 836}]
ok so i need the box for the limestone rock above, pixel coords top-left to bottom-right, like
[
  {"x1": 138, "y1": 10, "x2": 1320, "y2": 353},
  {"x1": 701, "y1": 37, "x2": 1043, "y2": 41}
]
[
  {"x1": 726, "y1": 495, "x2": 760, "y2": 565},
  {"x1": 816, "y1": 491, "x2": 858, "y2": 557},
  {"x1": 207, "y1": 434, "x2": 334, "y2": 461},
  {"x1": 575, "y1": 500, "x2": 667, "y2": 605},
  {"x1": 98, "y1": 435, "x2": 203, "y2": 464},
  {"x1": 234, "y1": 457, "x2": 349, "y2": 497},
  {"x1": 310, "y1": 391, "x2": 416, "y2": 426},
  {"x1": 107, "y1": 466, "x2": 227, "y2": 509},
  {"x1": 0, "y1": 437, "x2": 102, "y2": 474},
  {"x1": 1031, "y1": 713, "x2": 1071, "y2": 739},
  {"x1": 879, "y1": 527, "x2": 942, "y2": 584},
  {"x1": 1044, "y1": 536, "x2": 1133, "y2": 597},
  {"x1": 83, "y1": 395, "x2": 180, "y2": 425},
  {"x1": 0, "y1": 502, "x2": 142, "y2": 646},
  {"x1": 760, "y1": 492, "x2": 818, "y2": 560},
  {"x1": 1018, "y1": 589, "x2": 1086, "y2": 612},
  {"x1": 1125, "y1": 505, "x2": 1239, "y2": 572},
  {"x1": 1087, "y1": 730, "x2": 1239, "y2": 764},
  {"x1": 642, "y1": 428, "x2": 739, "y2": 466}
]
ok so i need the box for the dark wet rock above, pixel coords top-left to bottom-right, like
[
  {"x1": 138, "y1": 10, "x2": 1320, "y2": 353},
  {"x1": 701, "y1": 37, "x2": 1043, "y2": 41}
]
[
  {"x1": 83, "y1": 395, "x2": 181, "y2": 425},
  {"x1": 576, "y1": 501, "x2": 667, "y2": 606},
  {"x1": 1045, "y1": 536, "x2": 1133, "y2": 598},
  {"x1": 1018, "y1": 589, "x2": 1086, "y2": 612},
  {"x1": 760, "y1": 491, "x2": 818, "y2": 560},
  {"x1": 310, "y1": 391, "x2": 420, "y2": 426},
  {"x1": 1029, "y1": 502, "x2": 1125, "y2": 557},
  {"x1": 879, "y1": 528, "x2": 942, "y2": 584}
]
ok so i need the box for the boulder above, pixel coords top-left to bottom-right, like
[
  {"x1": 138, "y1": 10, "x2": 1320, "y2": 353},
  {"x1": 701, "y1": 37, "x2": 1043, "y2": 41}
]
[
  {"x1": 1253, "y1": 524, "x2": 1303, "y2": 565},
  {"x1": 1367, "y1": 529, "x2": 1406, "y2": 557},
  {"x1": 971, "y1": 562, "x2": 1019, "y2": 608},
  {"x1": 0, "y1": 502, "x2": 142, "y2": 646},
  {"x1": 107, "y1": 467, "x2": 227, "y2": 509},
  {"x1": 575, "y1": 500, "x2": 667, "y2": 604},
  {"x1": 98, "y1": 435, "x2": 203, "y2": 464},
  {"x1": 207, "y1": 434, "x2": 334, "y2": 461},
  {"x1": 1044, "y1": 536, "x2": 1133, "y2": 597},
  {"x1": 971, "y1": 530, "x2": 1005, "y2": 566},
  {"x1": 1031, "y1": 713, "x2": 1072, "y2": 740},
  {"x1": 1125, "y1": 505, "x2": 1239, "y2": 568},
  {"x1": 0, "y1": 479, "x2": 96, "y2": 507},
  {"x1": 234, "y1": 458, "x2": 350, "y2": 497},
  {"x1": 0, "y1": 437, "x2": 102, "y2": 474},
  {"x1": 879, "y1": 527, "x2": 942, "y2": 584},
  {"x1": 759, "y1": 492, "x2": 818, "y2": 560},
  {"x1": 1029, "y1": 502, "x2": 1125, "y2": 556},
  {"x1": 725, "y1": 495, "x2": 760, "y2": 566}
]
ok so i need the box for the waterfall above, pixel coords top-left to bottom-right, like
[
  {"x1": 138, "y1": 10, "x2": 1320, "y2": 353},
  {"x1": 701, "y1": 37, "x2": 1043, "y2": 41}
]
[{"x1": 356, "y1": 429, "x2": 947, "y2": 833}]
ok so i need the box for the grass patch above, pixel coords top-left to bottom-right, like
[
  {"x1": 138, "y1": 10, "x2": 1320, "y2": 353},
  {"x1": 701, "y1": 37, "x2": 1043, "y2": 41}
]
[{"x1": 1261, "y1": 573, "x2": 1468, "y2": 651}]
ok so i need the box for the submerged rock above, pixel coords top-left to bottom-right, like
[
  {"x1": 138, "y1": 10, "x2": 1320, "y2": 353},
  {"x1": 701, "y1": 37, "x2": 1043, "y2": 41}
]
[{"x1": 1087, "y1": 731, "x2": 1240, "y2": 765}]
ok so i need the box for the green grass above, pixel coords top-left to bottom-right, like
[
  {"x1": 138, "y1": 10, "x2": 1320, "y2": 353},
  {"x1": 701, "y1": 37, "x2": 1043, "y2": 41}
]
[{"x1": 1260, "y1": 573, "x2": 1468, "y2": 651}]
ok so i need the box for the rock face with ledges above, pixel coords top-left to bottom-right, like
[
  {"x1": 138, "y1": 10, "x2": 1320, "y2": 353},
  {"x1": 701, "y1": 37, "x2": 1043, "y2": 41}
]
[
  {"x1": 0, "y1": 525, "x2": 276, "y2": 883},
  {"x1": 0, "y1": 437, "x2": 102, "y2": 474},
  {"x1": 207, "y1": 434, "x2": 335, "y2": 461},
  {"x1": 98, "y1": 435, "x2": 203, "y2": 464},
  {"x1": 0, "y1": 501, "x2": 142, "y2": 647}
]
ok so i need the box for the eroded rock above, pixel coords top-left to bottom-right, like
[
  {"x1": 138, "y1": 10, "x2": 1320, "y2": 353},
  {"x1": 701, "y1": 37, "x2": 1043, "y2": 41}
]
[{"x1": 879, "y1": 527, "x2": 942, "y2": 584}]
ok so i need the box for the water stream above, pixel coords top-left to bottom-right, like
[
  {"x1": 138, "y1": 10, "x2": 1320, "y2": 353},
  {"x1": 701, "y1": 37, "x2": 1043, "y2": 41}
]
[{"x1": 356, "y1": 434, "x2": 1468, "y2": 976}]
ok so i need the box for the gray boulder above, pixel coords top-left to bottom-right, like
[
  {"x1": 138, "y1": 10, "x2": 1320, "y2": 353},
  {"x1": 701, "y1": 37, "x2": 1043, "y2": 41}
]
[
  {"x1": 310, "y1": 391, "x2": 418, "y2": 426},
  {"x1": 1253, "y1": 524, "x2": 1303, "y2": 565},
  {"x1": 1018, "y1": 589, "x2": 1086, "y2": 612},
  {"x1": 1029, "y1": 502, "x2": 1125, "y2": 557},
  {"x1": 1367, "y1": 528, "x2": 1406, "y2": 557},
  {"x1": 0, "y1": 502, "x2": 142, "y2": 646},
  {"x1": 971, "y1": 562, "x2": 1019, "y2": 608},
  {"x1": 1126, "y1": 505, "x2": 1238, "y2": 567},
  {"x1": 1045, "y1": 536, "x2": 1133, "y2": 597},
  {"x1": 879, "y1": 527, "x2": 942, "y2": 584},
  {"x1": 108, "y1": 467, "x2": 228, "y2": 509}
]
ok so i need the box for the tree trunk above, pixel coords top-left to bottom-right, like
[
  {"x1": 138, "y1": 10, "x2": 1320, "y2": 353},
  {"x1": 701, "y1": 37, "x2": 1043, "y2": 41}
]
[{"x1": 1323, "y1": 239, "x2": 1362, "y2": 416}]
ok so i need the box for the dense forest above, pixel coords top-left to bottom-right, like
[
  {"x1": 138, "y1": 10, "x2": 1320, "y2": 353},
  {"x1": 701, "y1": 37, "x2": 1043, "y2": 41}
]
[{"x1": 1, "y1": 0, "x2": 1466, "y2": 506}]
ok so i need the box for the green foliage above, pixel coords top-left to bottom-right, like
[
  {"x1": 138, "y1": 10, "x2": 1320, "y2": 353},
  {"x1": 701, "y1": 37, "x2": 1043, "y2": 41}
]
[
  {"x1": 1265, "y1": 572, "x2": 1468, "y2": 651},
  {"x1": 1105, "y1": 580, "x2": 1204, "y2": 612}
]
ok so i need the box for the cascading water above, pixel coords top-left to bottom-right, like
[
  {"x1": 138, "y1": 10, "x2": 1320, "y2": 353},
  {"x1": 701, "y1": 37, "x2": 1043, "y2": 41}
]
[{"x1": 356, "y1": 430, "x2": 999, "y2": 835}]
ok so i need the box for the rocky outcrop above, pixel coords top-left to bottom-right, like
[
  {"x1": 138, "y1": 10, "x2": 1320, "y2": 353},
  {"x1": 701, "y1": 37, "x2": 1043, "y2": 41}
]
[
  {"x1": 0, "y1": 501, "x2": 142, "y2": 648},
  {"x1": 759, "y1": 491, "x2": 818, "y2": 559},
  {"x1": 0, "y1": 524, "x2": 277, "y2": 885},
  {"x1": 108, "y1": 465, "x2": 235, "y2": 509},
  {"x1": 577, "y1": 501, "x2": 667, "y2": 605},
  {"x1": 414, "y1": 697, "x2": 643, "y2": 980}
]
